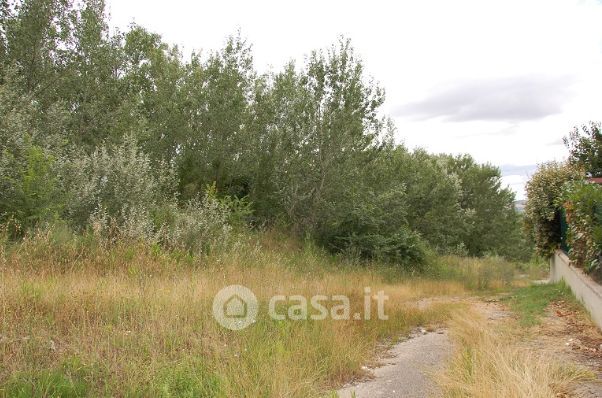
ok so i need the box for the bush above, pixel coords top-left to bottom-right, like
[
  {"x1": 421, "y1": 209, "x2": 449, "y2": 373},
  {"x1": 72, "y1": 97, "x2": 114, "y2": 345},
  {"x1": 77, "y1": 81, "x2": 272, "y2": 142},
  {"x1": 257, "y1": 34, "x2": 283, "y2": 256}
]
[
  {"x1": 524, "y1": 162, "x2": 582, "y2": 257},
  {"x1": 564, "y1": 121, "x2": 602, "y2": 177},
  {"x1": 57, "y1": 138, "x2": 236, "y2": 255},
  {"x1": 159, "y1": 192, "x2": 233, "y2": 256},
  {"x1": 60, "y1": 135, "x2": 177, "y2": 239},
  {"x1": 0, "y1": 144, "x2": 62, "y2": 235},
  {"x1": 317, "y1": 186, "x2": 429, "y2": 267},
  {"x1": 562, "y1": 180, "x2": 602, "y2": 273}
]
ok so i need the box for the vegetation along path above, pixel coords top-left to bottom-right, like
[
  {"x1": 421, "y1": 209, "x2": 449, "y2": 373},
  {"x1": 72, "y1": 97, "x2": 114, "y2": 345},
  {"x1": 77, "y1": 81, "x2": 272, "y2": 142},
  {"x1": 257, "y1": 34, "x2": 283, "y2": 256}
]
[{"x1": 338, "y1": 289, "x2": 602, "y2": 398}]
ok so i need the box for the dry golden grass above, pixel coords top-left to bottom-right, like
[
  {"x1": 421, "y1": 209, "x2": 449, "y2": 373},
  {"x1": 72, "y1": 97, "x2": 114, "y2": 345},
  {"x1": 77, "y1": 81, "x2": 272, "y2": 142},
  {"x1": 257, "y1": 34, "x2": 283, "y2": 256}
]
[
  {"x1": 0, "y1": 231, "x2": 469, "y2": 397},
  {"x1": 438, "y1": 309, "x2": 594, "y2": 398}
]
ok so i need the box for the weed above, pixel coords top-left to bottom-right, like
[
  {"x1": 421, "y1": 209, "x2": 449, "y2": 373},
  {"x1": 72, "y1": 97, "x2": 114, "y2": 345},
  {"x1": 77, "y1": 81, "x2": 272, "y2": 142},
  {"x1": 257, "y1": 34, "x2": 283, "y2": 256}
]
[
  {"x1": 438, "y1": 310, "x2": 593, "y2": 398},
  {"x1": 508, "y1": 282, "x2": 578, "y2": 327},
  {"x1": 1, "y1": 357, "x2": 93, "y2": 398},
  {"x1": 0, "y1": 231, "x2": 522, "y2": 397}
]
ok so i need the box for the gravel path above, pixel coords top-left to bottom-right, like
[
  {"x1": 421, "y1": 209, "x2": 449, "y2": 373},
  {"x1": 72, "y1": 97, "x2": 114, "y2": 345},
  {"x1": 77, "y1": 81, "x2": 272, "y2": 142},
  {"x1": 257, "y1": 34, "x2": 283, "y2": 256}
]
[{"x1": 337, "y1": 330, "x2": 451, "y2": 398}]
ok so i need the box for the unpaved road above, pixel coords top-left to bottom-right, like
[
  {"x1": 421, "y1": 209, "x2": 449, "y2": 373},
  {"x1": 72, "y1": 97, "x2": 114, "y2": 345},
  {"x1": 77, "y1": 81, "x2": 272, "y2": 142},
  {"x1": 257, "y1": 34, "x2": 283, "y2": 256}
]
[
  {"x1": 337, "y1": 295, "x2": 602, "y2": 398},
  {"x1": 337, "y1": 330, "x2": 451, "y2": 398}
]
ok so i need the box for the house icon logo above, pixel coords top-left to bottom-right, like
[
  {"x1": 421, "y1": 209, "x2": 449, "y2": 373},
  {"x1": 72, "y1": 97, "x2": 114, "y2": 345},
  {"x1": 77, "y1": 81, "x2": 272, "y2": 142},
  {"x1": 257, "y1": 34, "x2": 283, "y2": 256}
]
[
  {"x1": 224, "y1": 294, "x2": 247, "y2": 318},
  {"x1": 212, "y1": 285, "x2": 258, "y2": 330}
]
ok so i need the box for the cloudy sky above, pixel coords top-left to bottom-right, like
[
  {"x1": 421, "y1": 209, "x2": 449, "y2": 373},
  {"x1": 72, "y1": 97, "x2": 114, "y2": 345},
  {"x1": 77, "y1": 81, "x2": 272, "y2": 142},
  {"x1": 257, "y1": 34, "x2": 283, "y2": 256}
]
[{"x1": 106, "y1": 0, "x2": 602, "y2": 199}]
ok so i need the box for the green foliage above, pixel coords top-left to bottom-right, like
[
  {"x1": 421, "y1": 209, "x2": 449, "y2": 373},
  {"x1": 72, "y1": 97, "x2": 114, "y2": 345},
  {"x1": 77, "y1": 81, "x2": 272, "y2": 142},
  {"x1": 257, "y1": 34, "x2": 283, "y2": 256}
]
[
  {"x1": 246, "y1": 37, "x2": 389, "y2": 234},
  {"x1": 562, "y1": 180, "x2": 602, "y2": 273},
  {"x1": 317, "y1": 184, "x2": 429, "y2": 267},
  {"x1": 0, "y1": 0, "x2": 530, "y2": 266},
  {"x1": 2, "y1": 357, "x2": 92, "y2": 398},
  {"x1": 158, "y1": 194, "x2": 233, "y2": 256},
  {"x1": 564, "y1": 121, "x2": 602, "y2": 177},
  {"x1": 216, "y1": 192, "x2": 254, "y2": 228},
  {"x1": 0, "y1": 144, "x2": 62, "y2": 234},
  {"x1": 146, "y1": 360, "x2": 224, "y2": 398},
  {"x1": 177, "y1": 32, "x2": 256, "y2": 200},
  {"x1": 374, "y1": 147, "x2": 466, "y2": 252},
  {"x1": 508, "y1": 282, "x2": 576, "y2": 327},
  {"x1": 60, "y1": 135, "x2": 177, "y2": 239},
  {"x1": 524, "y1": 162, "x2": 582, "y2": 258},
  {"x1": 444, "y1": 154, "x2": 523, "y2": 258},
  {"x1": 561, "y1": 122, "x2": 602, "y2": 273}
]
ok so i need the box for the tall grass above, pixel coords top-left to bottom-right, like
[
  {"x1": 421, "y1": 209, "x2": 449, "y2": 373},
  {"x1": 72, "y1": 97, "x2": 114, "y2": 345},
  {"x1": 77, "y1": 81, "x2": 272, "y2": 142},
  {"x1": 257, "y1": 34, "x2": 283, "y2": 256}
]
[
  {"x1": 0, "y1": 229, "x2": 472, "y2": 397},
  {"x1": 431, "y1": 255, "x2": 541, "y2": 291},
  {"x1": 438, "y1": 310, "x2": 593, "y2": 398}
]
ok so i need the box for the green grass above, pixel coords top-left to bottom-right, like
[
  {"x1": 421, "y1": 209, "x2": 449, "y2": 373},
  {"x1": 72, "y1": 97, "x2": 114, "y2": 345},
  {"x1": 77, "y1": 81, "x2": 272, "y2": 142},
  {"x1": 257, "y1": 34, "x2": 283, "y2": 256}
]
[
  {"x1": 2, "y1": 357, "x2": 92, "y2": 398},
  {"x1": 0, "y1": 230, "x2": 533, "y2": 397},
  {"x1": 0, "y1": 231, "x2": 474, "y2": 397},
  {"x1": 508, "y1": 282, "x2": 578, "y2": 327}
]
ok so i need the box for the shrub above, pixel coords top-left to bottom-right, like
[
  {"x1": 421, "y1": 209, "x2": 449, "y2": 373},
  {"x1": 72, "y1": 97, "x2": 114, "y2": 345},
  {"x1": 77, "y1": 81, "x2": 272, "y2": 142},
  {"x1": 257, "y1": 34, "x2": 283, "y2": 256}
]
[
  {"x1": 158, "y1": 192, "x2": 233, "y2": 256},
  {"x1": 30, "y1": 138, "x2": 239, "y2": 255},
  {"x1": 564, "y1": 121, "x2": 602, "y2": 177},
  {"x1": 317, "y1": 186, "x2": 429, "y2": 268},
  {"x1": 562, "y1": 180, "x2": 602, "y2": 273},
  {"x1": 0, "y1": 74, "x2": 68, "y2": 236},
  {"x1": 60, "y1": 135, "x2": 177, "y2": 240},
  {"x1": 0, "y1": 144, "x2": 62, "y2": 235},
  {"x1": 524, "y1": 162, "x2": 582, "y2": 257},
  {"x1": 217, "y1": 193, "x2": 254, "y2": 228}
]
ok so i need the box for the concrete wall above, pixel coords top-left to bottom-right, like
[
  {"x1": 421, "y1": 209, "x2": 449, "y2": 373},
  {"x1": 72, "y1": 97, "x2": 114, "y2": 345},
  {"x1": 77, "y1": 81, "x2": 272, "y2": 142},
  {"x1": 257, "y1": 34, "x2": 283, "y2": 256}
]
[{"x1": 550, "y1": 250, "x2": 602, "y2": 329}]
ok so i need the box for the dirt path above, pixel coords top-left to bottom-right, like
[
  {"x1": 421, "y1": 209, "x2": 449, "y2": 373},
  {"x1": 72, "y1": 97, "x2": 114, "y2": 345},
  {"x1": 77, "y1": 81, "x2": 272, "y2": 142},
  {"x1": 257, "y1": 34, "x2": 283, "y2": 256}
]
[
  {"x1": 336, "y1": 294, "x2": 602, "y2": 398},
  {"x1": 337, "y1": 329, "x2": 451, "y2": 398},
  {"x1": 335, "y1": 297, "x2": 511, "y2": 398},
  {"x1": 335, "y1": 297, "x2": 470, "y2": 398},
  {"x1": 472, "y1": 296, "x2": 602, "y2": 397},
  {"x1": 528, "y1": 299, "x2": 602, "y2": 397}
]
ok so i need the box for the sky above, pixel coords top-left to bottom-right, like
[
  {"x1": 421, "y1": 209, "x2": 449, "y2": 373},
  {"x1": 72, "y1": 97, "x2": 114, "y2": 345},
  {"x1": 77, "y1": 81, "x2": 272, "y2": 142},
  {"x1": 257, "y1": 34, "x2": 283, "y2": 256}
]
[{"x1": 106, "y1": 0, "x2": 602, "y2": 200}]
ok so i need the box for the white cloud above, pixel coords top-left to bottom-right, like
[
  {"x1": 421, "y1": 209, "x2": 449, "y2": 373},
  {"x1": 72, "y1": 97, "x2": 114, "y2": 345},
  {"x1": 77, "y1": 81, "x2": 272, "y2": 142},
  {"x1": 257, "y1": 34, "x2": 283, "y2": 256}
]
[{"x1": 395, "y1": 75, "x2": 576, "y2": 122}]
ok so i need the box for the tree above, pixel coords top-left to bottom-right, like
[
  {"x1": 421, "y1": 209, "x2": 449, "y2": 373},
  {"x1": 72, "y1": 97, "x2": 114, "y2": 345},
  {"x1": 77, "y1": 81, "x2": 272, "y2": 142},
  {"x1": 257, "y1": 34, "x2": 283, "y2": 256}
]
[
  {"x1": 444, "y1": 155, "x2": 520, "y2": 257},
  {"x1": 0, "y1": 2, "x2": 533, "y2": 264},
  {"x1": 61, "y1": 0, "x2": 126, "y2": 148},
  {"x1": 3, "y1": 0, "x2": 71, "y2": 93},
  {"x1": 122, "y1": 25, "x2": 187, "y2": 162},
  {"x1": 178, "y1": 33, "x2": 255, "y2": 200},
  {"x1": 524, "y1": 161, "x2": 582, "y2": 257},
  {"x1": 564, "y1": 121, "x2": 602, "y2": 177},
  {"x1": 269, "y1": 38, "x2": 388, "y2": 232}
]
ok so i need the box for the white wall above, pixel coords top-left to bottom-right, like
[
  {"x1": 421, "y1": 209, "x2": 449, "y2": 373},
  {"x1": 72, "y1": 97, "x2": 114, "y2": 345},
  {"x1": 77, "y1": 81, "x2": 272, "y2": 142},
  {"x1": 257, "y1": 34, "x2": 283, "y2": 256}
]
[{"x1": 550, "y1": 250, "x2": 602, "y2": 330}]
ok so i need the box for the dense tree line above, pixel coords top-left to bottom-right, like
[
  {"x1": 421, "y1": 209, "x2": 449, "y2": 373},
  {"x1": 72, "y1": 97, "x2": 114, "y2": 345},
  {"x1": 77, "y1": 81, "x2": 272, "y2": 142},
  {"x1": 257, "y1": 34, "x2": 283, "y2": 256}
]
[{"x1": 0, "y1": 0, "x2": 528, "y2": 265}]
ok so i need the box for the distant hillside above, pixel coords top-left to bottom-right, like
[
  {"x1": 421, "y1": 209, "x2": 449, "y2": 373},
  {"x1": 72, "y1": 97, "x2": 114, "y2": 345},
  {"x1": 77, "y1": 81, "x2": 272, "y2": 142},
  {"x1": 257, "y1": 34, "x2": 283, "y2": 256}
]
[{"x1": 515, "y1": 200, "x2": 526, "y2": 213}]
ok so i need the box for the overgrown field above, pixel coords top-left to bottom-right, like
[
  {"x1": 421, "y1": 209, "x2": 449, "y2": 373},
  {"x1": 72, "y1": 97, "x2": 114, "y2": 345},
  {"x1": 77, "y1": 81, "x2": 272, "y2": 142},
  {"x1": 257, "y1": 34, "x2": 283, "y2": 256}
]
[
  {"x1": 438, "y1": 283, "x2": 595, "y2": 398},
  {"x1": 438, "y1": 307, "x2": 593, "y2": 398},
  {"x1": 0, "y1": 231, "x2": 526, "y2": 397}
]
